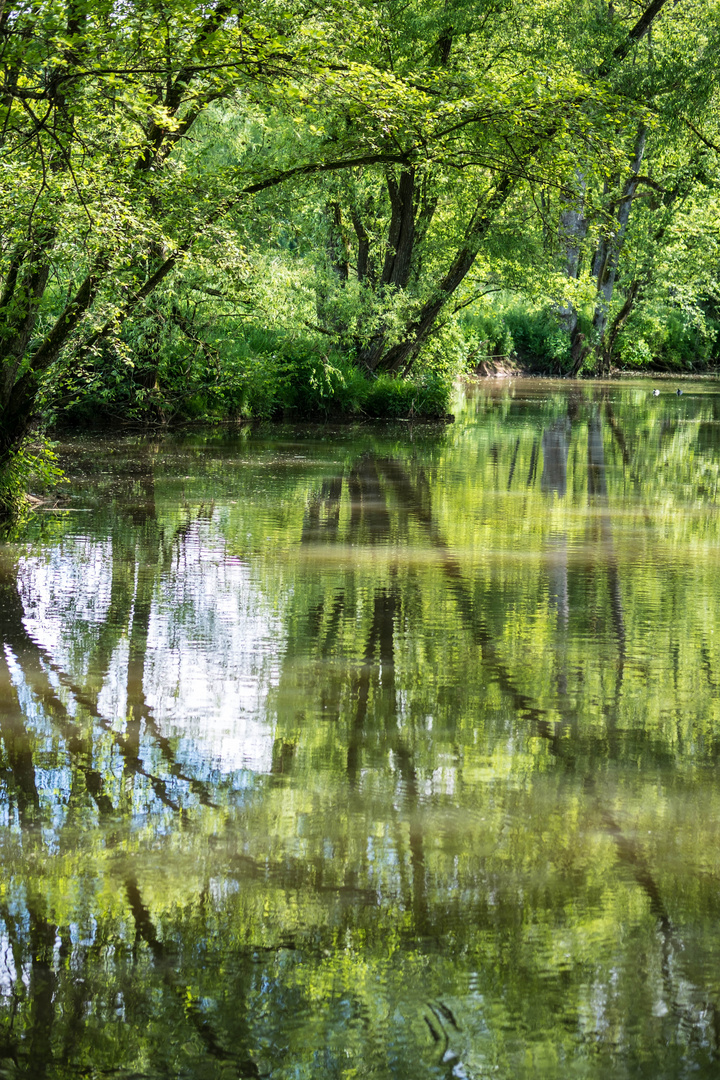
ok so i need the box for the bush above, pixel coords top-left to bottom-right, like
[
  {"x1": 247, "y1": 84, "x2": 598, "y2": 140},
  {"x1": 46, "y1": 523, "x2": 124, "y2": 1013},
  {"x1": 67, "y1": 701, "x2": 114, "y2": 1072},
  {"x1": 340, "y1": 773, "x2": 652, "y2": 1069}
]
[
  {"x1": 463, "y1": 311, "x2": 515, "y2": 361},
  {"x1": 264, "y1": 352, "x2": 451, "y2": 420},
  {"x1": 615, "y1": 302, "x2": 720, "y2": 371},
  {"x1": 0, "y1": 439, "x2": 65, "y2": 525},
  {"x1": 54, "y1": 306, "x2": 454, "y2": 428},
  {"x1": 617, "y1": 335, "x2": 653, "y2": 369},
  {"x1": 363, "y1": 375, "x2": 418, "y2": 417},
  {"x1": 461, "y1": 302, "x2": 570, "y2": 372},
  {"x1": 502, "y1": 307, "x2": 570, "y2": 371}
]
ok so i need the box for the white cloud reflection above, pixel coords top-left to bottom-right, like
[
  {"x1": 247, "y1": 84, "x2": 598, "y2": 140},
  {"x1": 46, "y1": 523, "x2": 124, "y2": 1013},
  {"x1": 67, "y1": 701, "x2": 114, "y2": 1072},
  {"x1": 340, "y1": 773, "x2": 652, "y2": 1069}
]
[
  {"x1": 143, "y1": 523, "x2": 283, "y2": 773},
  {"x1": 16, "y1": 522, "x2": 285, "y2": 775}
]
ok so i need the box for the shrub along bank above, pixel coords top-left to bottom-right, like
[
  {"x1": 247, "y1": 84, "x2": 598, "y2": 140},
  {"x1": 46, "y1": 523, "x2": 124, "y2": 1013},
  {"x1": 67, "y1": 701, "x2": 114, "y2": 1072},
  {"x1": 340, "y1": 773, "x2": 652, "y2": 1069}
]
[
  {"x1": 54, "y1": 325, "x2": 453, "y2": 431},
  {"x1": 51, "y1": 296, "x2": 720, "y2": 439},
  {"x1": 463, "y1": 299, "x2": 720, "y2": 377}
]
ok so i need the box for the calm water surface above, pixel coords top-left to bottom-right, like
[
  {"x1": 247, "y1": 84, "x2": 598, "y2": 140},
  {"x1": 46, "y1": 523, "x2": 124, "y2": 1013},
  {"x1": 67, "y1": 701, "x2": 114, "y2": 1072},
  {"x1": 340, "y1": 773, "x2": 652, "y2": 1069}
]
[{"x1": 2, "y1": 379, "x2": 720, "y2": 1078}]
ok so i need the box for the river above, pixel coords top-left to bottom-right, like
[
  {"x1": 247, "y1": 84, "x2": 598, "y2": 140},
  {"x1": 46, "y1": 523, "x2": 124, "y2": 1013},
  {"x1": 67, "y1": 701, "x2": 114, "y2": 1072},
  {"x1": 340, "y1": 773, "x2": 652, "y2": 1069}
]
[{"x1": 1, "y1": 378, "x2": 720, "y2": 1078}]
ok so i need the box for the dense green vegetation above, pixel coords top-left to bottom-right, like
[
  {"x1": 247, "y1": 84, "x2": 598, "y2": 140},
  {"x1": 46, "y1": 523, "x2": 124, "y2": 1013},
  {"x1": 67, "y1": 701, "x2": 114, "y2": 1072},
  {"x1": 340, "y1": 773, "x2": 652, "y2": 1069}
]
[{"x1": 2, "y1": 0, "x2": 720, "y2": 514}]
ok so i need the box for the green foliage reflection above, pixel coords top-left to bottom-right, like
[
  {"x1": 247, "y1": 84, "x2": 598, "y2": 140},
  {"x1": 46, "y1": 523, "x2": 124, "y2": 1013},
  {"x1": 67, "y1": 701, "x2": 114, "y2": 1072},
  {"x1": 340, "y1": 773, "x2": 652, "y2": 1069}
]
[{"x1": 1, "y1": 381, "x2": 720, "y2": 1077}]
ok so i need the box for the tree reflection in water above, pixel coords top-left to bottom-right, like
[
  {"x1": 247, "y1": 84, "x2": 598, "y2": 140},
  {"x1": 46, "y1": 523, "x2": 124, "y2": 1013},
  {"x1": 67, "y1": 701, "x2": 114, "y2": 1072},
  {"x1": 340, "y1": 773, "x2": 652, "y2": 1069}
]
[{"x1": 1, "y1": 383, "x2": 720, "y2": 1077}]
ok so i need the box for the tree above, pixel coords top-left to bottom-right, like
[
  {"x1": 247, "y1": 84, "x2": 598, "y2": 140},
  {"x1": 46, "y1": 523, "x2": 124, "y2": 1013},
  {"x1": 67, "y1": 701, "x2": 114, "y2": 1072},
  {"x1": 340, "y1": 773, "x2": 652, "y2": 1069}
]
[
  {"x1": 0, "y1": 0, "x2": 412, "y2": 510},
  {"x1": 558, "y1": 0, "x2": 720, "y2": 373},
  {"x1": 255, "y1": 0, "x2": 684, "y2": 376}
]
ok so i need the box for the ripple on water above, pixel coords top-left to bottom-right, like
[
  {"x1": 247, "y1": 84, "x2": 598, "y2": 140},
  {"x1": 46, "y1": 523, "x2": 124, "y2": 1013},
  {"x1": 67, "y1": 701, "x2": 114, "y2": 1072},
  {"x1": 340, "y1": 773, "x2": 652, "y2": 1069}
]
[{"x1": 3, "y1": 382, "x2": 720, "y2": 1078}]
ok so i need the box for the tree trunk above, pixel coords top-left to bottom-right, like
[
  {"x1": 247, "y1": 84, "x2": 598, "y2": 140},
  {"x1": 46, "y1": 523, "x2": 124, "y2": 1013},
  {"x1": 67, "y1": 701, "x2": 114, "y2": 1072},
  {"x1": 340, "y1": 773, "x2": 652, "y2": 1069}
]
[
  {"x1": 371, "y1": 175, "x2": 514, "y2": 374},
  {"x1": 557, "y1": 172, "x2": 588, "y2": 337},
  {"x1": 591, "y1": 125, "x2": 647, "y2": 372},
  {"x1": 357, "y1": 167, "x2": 419, "y2": 370},
  {"x1": 350, "y1": 210, "x2": 371, "y2": 282},
  {"x1": 0, "y1": 268, "x2": 103, "y2": 470}
]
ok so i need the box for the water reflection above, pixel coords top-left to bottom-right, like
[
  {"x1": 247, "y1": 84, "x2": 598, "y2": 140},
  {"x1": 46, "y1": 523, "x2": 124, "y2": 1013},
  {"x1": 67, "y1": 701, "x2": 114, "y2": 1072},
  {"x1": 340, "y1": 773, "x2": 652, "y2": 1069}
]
[
  {"x1": 541, "y1": 415, "x2": 571, "y2": 497},
  {"x1": 1, "y1": 381, "x2": 720, "y2": 1077},
  {"x1": 542, "y1": 412, "x2": 572, "y2": 632}
]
